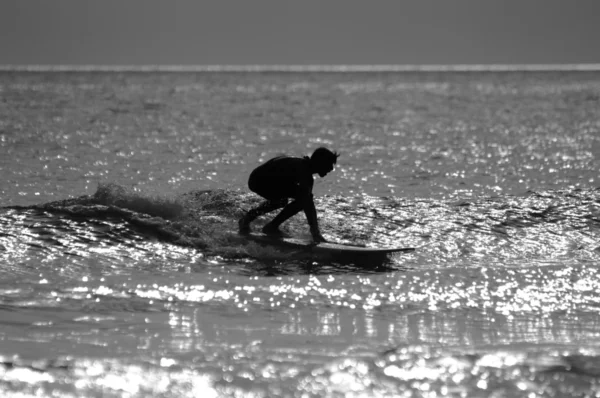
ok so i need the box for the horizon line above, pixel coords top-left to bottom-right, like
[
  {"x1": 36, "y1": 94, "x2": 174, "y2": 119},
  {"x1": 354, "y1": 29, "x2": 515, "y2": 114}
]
[
  {"x1": 2, "y1": 64, "x2": 600, "y2": 73},
  {"x1": 0, "y1": 63, "x2": 600, "y2": 72}
]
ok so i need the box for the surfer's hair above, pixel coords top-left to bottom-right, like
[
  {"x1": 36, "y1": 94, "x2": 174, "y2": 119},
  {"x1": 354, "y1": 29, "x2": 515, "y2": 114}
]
[{"x1": 311, "y1": 147, "x2": 340, "y2": 165}]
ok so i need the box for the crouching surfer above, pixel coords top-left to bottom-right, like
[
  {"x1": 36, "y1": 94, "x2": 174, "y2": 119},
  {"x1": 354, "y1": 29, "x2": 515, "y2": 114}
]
[{"x1": 238, "y1": 147, "x2": 339, "y2": 243}]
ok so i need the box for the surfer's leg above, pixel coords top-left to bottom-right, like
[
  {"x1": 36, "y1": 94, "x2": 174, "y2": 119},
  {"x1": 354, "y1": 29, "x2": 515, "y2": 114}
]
[
  {"x1": 262, "y1": 199, "x2": 304, "y2": 235},
  {"x1": 239, "y1": 198, "x2": 288, "y2": 234}
]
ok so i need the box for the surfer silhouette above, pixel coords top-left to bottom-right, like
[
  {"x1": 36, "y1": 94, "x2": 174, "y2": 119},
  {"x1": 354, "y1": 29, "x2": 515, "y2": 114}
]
[{"x1": 238, "y1": 147, "x2": 339, "y2": 243}]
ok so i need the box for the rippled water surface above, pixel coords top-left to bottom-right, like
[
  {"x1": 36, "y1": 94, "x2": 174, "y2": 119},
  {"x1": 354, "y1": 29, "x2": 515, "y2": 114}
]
[{"x1": 1, "y1": 70, "x2": 600, "y2": 397}]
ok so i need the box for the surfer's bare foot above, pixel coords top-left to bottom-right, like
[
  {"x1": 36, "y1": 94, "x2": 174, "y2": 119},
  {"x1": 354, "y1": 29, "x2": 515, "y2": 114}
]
[
  {"x1": 312, "y1": 233, "x2": 327, "y2": 243},
  {"x1": 262, "y1": 223, "x2": 284, "y2": 237},
  {"x1": 310, "y1": 227, "x2": 327, "y2": 243},
  {"x1": 238, "y1": 218, "x2": 251, "y2": 235}
]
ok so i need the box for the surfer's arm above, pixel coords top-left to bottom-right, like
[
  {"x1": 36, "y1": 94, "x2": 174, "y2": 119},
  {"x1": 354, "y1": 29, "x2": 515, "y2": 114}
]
[
  {"x1": 295, "y1": 165, "x2": 326, "y2": 242},
  {"x1": 302, "y1": 195, "x2": 327, "y2": 243}
]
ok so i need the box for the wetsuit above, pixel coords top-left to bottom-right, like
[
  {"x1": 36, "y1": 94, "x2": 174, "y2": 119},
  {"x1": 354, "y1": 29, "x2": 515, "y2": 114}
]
[{"x1": 240, "y1": 155, "x2": 321, "y2": 236}]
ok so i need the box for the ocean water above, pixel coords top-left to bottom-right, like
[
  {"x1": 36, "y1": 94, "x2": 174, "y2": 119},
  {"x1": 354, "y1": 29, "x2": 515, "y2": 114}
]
[{"x1": 1, "y1": 69, "x2": 600, "y2": 397}]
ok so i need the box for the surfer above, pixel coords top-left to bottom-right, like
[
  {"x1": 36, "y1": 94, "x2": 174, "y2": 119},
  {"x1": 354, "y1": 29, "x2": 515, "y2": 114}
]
[{"x1": 238, "y1": 147, "x2": 340, "y2": 243}]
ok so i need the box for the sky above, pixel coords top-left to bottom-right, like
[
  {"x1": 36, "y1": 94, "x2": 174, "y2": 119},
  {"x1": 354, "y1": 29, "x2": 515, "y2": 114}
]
[{"x1": 1, "y1": 0, "x2": 600, "y2": 66}]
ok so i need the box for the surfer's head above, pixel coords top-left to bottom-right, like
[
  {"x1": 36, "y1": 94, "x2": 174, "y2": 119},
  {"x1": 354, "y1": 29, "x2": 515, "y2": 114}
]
[{"x1": 311, "y1": 147, "x2": 339, "y2": 177}]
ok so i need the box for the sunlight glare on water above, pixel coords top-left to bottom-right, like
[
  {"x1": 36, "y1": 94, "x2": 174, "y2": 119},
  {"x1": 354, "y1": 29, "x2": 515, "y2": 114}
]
[{"x1": 1, "y1": 70, "x2": 600, "y2": 396}]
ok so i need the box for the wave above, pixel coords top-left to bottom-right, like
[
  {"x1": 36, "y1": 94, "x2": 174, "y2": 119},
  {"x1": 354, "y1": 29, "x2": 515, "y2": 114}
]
[
  {"x1": 2, "y1": 184, "x2": 600, "y2": 275},
  {"x1": 0, "y1": 183, "x2": 306, "y2": 274},
  {"x1": 2, "y1": 337, "x2": 600, "y2": 397}
]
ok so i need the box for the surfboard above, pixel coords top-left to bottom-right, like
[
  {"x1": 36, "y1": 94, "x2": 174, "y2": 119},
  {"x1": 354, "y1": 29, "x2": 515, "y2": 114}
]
[{"x1": 238, "y1": 232, "x2": 414, "y2": 261}]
